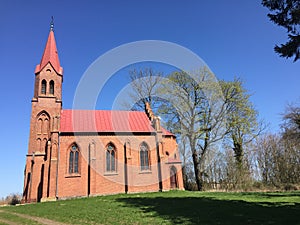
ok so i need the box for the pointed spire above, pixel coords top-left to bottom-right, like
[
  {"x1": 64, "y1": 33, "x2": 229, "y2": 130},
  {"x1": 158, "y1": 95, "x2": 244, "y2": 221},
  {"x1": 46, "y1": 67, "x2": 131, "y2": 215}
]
[{"x1": 35, "y1": 18, "x2": 63, "y2": 75}]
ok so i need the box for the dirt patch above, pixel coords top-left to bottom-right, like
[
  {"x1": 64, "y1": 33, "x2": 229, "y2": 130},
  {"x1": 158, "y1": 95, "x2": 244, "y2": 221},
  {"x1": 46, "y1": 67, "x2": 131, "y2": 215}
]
[
  {"x1": 0, "y1": 210, "x2": 68, "y2": 225},
  {"x1": 0, "y1": 218, "x2": 19, "y2": 225}
]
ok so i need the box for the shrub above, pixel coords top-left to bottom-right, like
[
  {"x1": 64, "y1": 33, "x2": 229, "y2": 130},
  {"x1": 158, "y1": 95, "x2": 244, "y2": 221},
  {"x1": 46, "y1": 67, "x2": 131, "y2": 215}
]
[
  {"x1": 283, "y1": 184, "x2": 298, "y2": 191},
  {"x1": 1, "y1": 193, "x2": 22, "y2": 206}
]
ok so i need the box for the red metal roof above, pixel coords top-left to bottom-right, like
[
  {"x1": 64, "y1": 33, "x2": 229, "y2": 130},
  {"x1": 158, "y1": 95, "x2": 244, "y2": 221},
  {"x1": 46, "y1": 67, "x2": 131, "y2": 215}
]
[
  {"x1": 161, "y1": 127, "x2": 175, "y2": 136},
  {"x1": 35, "y1": 30, "x2": 63, "y2": 75},
  {"x1": 60, "y1": 109, "x2": 155, "y2": 133},
  {"x1": 60, "y1": 109, "x2": 175, "y2": 136}
]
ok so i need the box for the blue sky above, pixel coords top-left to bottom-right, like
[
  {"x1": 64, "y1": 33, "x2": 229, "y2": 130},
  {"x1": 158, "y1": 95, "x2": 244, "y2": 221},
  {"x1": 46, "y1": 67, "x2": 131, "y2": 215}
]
[{"x1": 0, "y1": 1, "x2": 299, "y2": 198}]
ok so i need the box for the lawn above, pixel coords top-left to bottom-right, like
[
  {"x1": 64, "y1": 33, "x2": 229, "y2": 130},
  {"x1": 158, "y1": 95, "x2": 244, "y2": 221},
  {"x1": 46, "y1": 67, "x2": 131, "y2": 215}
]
[{"x1": 1, "y1": 190, "x2": 299, "y2": 224}]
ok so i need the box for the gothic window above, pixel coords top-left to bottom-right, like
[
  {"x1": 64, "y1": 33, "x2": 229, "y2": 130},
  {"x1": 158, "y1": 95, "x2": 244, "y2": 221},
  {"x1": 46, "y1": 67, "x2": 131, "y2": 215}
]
[
  {"x1": 106, "y1": 143, "x2": 116, "y2": 172},
  {"x1": 49, "y1": 80, "x2": 54, "y2": 95},
  {"x1": 140, "y1": 142, "x2": 150, "y2": 171},
  {"x1": 36, "y1": 112, "x2": 50, "y2": 135},
  {"x1": 43, "y1": 118, "x2": 49, "y2": 134},
  {"x1": 69, "y1": 144, "x2": 79, "y2": 174},
  {"x1": 41, "y1": 80, "x2": 46, "y2": 94},
  {"x1": 37, "y1": 118, "x2": 42, "y2": 134}
]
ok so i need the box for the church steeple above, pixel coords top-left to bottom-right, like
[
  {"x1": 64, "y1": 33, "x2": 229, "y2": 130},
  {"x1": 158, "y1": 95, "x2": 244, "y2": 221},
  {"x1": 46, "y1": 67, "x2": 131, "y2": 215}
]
[
  {"x1": 33, "y1": 19, "x2": 63, "y2": 100},
  {"x1": 23, "y1": 21, "x2": 63, "y2": 202},
  {"x1": 35, "y1": 19, "x2": 63, "y2": 75}
]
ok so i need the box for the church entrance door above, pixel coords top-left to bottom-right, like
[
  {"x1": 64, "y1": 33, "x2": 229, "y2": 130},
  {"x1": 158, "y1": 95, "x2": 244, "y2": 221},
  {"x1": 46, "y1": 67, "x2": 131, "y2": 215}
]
[{"x1": 170, "y1": 166, "x2": 178, "y2": 189}]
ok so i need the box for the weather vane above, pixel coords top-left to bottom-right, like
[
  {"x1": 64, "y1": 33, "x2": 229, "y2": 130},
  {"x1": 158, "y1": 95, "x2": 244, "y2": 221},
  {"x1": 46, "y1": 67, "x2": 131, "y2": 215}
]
[{"x1": 50, "y1": 16, "x2": 54, "y2": 31}]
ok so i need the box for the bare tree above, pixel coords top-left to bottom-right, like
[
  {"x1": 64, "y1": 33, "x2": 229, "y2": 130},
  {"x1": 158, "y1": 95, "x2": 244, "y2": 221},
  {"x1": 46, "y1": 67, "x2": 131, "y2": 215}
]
[
  {"x1": 204, "y1": 148, "x2": 227, "y2": 190},
  {"x1": 282, "y1": 103, "x2": 300, "y2": 140},
  {"x1": 255, "y1": 132, "x2": 300, "y2": 188},
  {"x1": 178, "y1": 136, "x2": 193, "y2": 189},
  {"x1": 280, "y1": 102, "x2": 300, "y2": 186},
  {"x1": 256, "y1": 134, "x2": 279, "y2": 185},
  {"x1": 128, "y1": 67, "x2": 164, "y2": 111}
]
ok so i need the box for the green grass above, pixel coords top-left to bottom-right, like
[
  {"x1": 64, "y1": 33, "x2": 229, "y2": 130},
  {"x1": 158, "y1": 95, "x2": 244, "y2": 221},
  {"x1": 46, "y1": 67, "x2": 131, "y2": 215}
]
[
  {"x1": 1, "y1": 190, "x2": 300, "y2": 225},
  {"x1": 0, "y1": 210, "x2": 40, "y2": 224}
]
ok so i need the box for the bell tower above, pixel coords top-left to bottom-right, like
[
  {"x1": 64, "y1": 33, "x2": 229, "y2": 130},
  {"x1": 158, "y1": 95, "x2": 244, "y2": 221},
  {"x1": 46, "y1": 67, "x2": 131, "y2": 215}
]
[{"x1": 23, "y1": 19, "x2": 63, "y2": 203}]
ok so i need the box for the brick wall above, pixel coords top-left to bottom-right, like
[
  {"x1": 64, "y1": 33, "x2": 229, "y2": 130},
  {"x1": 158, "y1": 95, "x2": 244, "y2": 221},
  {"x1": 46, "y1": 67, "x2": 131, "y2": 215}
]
[{"x1": 56, "y1": 133, "x2": 184, "y2": 198}]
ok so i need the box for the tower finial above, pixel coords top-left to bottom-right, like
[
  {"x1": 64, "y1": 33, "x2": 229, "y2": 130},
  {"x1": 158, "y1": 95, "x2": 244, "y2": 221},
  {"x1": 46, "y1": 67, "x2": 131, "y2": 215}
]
[{"x1": 50, "y1": 16, "x2": 54, "y2": 31}]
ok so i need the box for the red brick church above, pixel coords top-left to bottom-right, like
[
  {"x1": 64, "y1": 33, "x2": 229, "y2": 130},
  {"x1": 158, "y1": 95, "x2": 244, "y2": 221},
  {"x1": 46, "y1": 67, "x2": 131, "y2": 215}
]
[{"x1": 22, "y1": 24, "x2": 184, "y2": 203}]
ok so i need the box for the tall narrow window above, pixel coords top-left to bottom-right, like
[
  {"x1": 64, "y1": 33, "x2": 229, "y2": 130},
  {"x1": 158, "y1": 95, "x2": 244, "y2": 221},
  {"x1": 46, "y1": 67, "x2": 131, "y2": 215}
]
[
  {"x1": 43, "y1": 118, "x2": 49, "y2": 134},
  {"x1": 69, "y1": 145, "x2": 79, "y2": 173},
  {"x1": 41, "y1": 80, "x2": 46, "y2": 94},
  {"x1": 140, "y1": 142, "x2": 150, "y2": 171},
  {"x1": 37, "y1": 118, "x2": 42, "y2": 134},
  {"x1": 106, "y1": 144, "x2": 116, "y2": 172},
  {"x1": 49, "y1": 80, "x2": 54, "y2": 95}
]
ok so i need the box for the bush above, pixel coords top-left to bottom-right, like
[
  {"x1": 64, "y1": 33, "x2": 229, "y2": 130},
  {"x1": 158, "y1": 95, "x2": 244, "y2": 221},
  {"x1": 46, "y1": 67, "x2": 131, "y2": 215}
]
[
  {"x1": 252, "y1": 181, "x2": 264, "y2": 189},
  {"x1": 184, "y1": 181, "x2": 198, "y2": 191},
  {"x1": 1, "y1": 193, "x2": 22, "y2": 206},
  {"x1": 283, "y1": 184, "x2": 298, "y2": 191},
  {"x1": 10, "y1": 194, "x2": 21, "y2": 205}
]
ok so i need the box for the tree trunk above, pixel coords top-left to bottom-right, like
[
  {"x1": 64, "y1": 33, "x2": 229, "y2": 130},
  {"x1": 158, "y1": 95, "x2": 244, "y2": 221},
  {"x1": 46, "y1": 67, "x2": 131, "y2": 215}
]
[
  {"x1": 233, "y1": 138, "x2": 243, "y2": 169},
  {"x1": 181, "y1": 165, "x2": 188, "y2": 190},
  {"x1": 191, "y1": 151, "x2": 203, "y2": 191}
]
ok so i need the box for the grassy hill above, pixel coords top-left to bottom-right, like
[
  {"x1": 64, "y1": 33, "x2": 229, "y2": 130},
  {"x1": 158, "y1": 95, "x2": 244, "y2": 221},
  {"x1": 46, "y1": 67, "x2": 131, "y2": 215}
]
[{"x1": 0, "y1": 190, "x2": 299, "y2": 225}]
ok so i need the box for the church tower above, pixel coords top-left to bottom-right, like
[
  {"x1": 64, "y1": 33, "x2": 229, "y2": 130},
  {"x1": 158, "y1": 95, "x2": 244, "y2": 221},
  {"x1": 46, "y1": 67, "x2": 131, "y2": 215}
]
[{"x1": 23, "y1": 21, "x2": 63, "y2": 202}]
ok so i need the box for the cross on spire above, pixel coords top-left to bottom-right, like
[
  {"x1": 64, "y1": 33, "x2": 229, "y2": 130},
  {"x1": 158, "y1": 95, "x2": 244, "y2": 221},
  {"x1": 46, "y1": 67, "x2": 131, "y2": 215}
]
[{"x1": 50, "y1": 16, "x2": 54, "y2": 31}]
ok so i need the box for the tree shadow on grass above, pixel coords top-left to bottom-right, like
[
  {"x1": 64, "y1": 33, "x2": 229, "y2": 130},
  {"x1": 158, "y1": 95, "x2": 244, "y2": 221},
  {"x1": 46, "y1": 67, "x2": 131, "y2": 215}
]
[{"x1": 117, "y1": 195, "x2": 300, "y2": 225}]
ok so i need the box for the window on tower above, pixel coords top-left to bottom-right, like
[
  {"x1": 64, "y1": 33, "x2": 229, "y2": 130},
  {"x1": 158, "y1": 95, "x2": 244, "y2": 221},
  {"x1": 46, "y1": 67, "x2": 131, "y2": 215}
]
[
  {"x1": 49, "y1": 80, "x2": 54, "y2": 95},
  {"x1": 41, "y1": 80, "x2": 47, "y2": 95}
]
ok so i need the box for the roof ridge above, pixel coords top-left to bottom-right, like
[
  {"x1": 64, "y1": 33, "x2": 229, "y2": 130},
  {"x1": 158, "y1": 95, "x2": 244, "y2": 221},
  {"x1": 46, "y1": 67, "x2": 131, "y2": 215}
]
[{"x1": 62, "y1": 109, "x2": 146, "y2": 113}]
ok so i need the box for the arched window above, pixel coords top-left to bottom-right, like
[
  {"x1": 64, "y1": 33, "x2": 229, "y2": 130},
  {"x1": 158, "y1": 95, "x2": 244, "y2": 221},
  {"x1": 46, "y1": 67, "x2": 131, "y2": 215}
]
[
  {"x1": 41, "y1": 80, "x2": 46, "y2": 94},
  {"x1": 49, "y1": 80, "x2": 54, "y2": 95},
  {"x1": 140, "y1": 142, "x2": 150, "y2": 171},
  {"x1": 43, "y1": 118, "x2": 49, "y2": 134},
  {"x1": 69, "y1": 145, "x2": 79, "y2": 173},
  {"x1": 36, "y1": 112, "x2": 50, "y2": 135},
  {"x1": 106, "y1": 143, "x2": 116, "y2": 172},
  {"x1": 37, "y1": 118, "x2": 42, "y2": 134}
]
